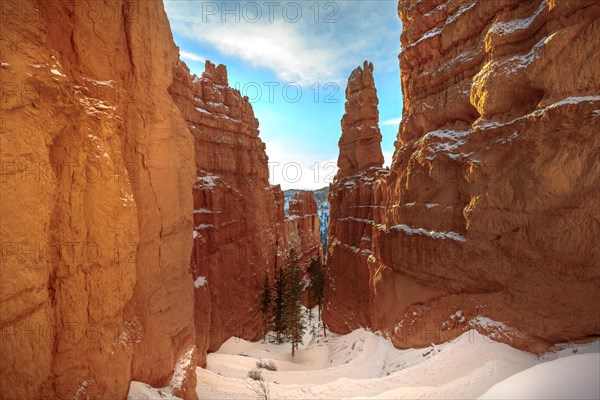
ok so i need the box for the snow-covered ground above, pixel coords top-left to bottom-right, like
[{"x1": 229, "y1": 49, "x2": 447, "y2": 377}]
[
  {"x1": 480, "y1": 353, "x2": 599, "y2": 399},
  {"x1": 129, "y1": 308, "x2": 599, "y2": 399}
]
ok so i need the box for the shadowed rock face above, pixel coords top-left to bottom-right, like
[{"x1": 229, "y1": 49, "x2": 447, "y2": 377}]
[
  {"x1": 325, "y1": 0, "x2": 600, "y2": 353},
  {"x1": 324, "y1": 61, "x2": 386, "y2": 332},
  {"x1": 170, "y1": 61, "x2": 322, "y2": 367},
  {"x1": 285, "y1": 191, "x2": 323, "y2": 268},
  {"x1": 169, "y1": 60, "x2": 286, "y2": 368}
]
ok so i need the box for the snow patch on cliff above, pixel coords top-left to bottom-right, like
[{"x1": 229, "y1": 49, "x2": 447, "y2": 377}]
[
  {"x1": 488, "y1": 0, "x2": 546, "y2": 37},
  {"x1": 405, "y1": 27, "x2": 442, "y2": 49},
  {"x1": 171, "y1": 347, "x2": 196, "y2": 390},
  {"x1": 447, "y1": 2, "x2": 476, "y2": 25},
  {"x1": 194, "y1": 276, "x2": 207, "y2": 288},
  {"x1": 475, "y1": 95, "x2": 600, "y2": 130},
  {"x1": 388, "y1": 224, "x2": 466, "y2": 242},
  {"x1": 195, "y1": 174, "x2": 220, "y2": 189}
]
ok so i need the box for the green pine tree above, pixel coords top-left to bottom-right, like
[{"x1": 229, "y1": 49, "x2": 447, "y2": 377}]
[
  {"x1": 282, "y1": 249, "x2": 305, "y2": 356},
  {"x1": 272, "y1": 265, "x2": 286, "y2": 343},
  {"x1": 261, "y1": 273, "x2": 272, "y2": 338}
]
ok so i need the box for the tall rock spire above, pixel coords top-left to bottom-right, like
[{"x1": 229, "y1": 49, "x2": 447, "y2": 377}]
[
  {"x1": 324, "y1": 61, "x2": 388, "y2": 333},
  {"x1": 337, "y1": 61, "x2": 384, "y2": 178}
]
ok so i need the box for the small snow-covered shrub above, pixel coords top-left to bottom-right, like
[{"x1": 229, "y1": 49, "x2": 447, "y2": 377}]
[
  {"x1": 256, "y1": 359, "x2": 277, "y2": 371},
  {"x1": 247, "y1": 369, "x2": 264, "y2": 381}
]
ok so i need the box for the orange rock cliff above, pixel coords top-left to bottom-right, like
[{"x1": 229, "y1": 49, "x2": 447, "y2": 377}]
[
  {"x1": 0, "y1": 0, "x2": 321, "y2": 398},
  {"x1": 324, "y1": 0, "x2": 600, "y2": 353},
  {"x1": 168, "y1": 60, "x2": 288, "y2": 367}
]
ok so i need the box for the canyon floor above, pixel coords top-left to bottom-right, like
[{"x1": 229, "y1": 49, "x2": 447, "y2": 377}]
[{"x1": 128, "y1": 308, "x2": 600, "y2": 400}]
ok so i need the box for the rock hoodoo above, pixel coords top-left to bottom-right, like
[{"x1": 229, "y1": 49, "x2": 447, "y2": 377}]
[
  {"x1": 323, "y1": 61, "x2": 387, "y2": 331},
  {"x1": 324, "y1": 0, "x2": 600, "y2": 353},
  {"x1": 337, "y1": 61, "x2": 385, "y2": 178},
  {"x1": 2, "y1": 0, "x2": 597, "y2": 397}
]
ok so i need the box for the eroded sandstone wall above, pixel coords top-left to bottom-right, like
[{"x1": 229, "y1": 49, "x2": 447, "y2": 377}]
[
  {"x1": 1, "y1": 0, "x2": 323, "y2": 397},
  {"x1": 169, "y1": 60, "x2": 295, "y2": 366},
  {"x1": 285, "y1": 191, "x2": 323, "y2": 268},
  {"x1": 326, "y1": 0, "x2": 600, "y2": 353},
  {"x1": 0, "y1": 0, "x2": 198, "y2": 398}
]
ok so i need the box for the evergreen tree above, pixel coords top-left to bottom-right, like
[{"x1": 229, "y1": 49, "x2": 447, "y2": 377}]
[
  {"x1": 261, "y1": 273, "x2": 272, "y2": 337},
  {"x1": 282, "y1": 249, "x2": 305, "y2": 356},
  {"x1": 272, "y1": 266, "x2": 286, "y2": 343}
]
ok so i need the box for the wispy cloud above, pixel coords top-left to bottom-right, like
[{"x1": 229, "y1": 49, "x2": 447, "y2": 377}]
[
  {"x1": 381, "y1": 117, "x2": 402, "y2": 126},
  {"x1": 180, "y1": 50, "x2": 205, "y2": 62},
  {"x1": 165, "y1": 1, "x2": 401, "y2": 86}
]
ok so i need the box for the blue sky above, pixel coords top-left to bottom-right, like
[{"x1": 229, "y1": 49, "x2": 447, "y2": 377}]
[{"x1": 165, "y1": 0, "x2": 403, "y2": 189}]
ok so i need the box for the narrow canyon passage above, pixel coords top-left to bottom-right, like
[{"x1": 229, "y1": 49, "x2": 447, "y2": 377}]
[
  {"x1": 1, "y1": 0, "x2": 598, "y2": 399},
  {"x1": 129, "y1": 307, "x2": 599, "y2": 399}
]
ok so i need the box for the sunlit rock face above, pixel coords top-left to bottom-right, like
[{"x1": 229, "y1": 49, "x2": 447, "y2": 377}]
[
  {"x1": 1, "y1": 0, "x2": 325, "y2": 393},
  {"x1": 337, "y1": 61, "x2": 385, "y2": 178},
  {"x1": 0, "y1": 0, "x2": 197, "y2": 398},
  {"x1": 325, "y1": 0, "x2": 600, "y2": 353}
]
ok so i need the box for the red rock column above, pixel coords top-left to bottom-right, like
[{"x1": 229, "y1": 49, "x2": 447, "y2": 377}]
[{"x1": 323, "y1": 61, "x2": 386, "y2": 333}]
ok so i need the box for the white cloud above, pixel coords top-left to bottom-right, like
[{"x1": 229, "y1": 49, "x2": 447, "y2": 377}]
[
  {"x1": 180, "y1": 50, "x2": 205, "y2": 62},
  {"x1": 381, "y1": 117, "x2": 402, "y2": 126},
  {"x1": 196, "y1": 22, "x2": 338, "y2": 85},
  {"x1": 165, "y1": 1, "x2": 402, "y2": 86}
]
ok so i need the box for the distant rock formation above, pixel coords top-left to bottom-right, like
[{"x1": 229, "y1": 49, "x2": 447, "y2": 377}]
[
  {"x1": 285, "y1": 191, "x2": 323, "y2": 268},
  {"x1": 324, "y1": 0, "x2": 600, "y2": 353},
  {"x1": 284, "y1": 187, "x2": 330, "y2": 254}
]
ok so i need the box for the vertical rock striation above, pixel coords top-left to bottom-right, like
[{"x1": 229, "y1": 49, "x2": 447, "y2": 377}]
[
  {"x1": 169, "y1": 60, "x2": 286, "y2": 367},
  {"x1": 337, "y1": 61, "x2": 385, "y2": 178},
  {"x1": 1, "y1": 0, "x2": 197, "y2": 398},
  {"x1": 169, "y1": 61, "x2": 323, "y2": 366},
  {"x1": 325, "y1": 0, "x2": 600, "y2": 353},
  {"x1": 1, "y1": 0, "x2": 325, "y2": 396}
]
